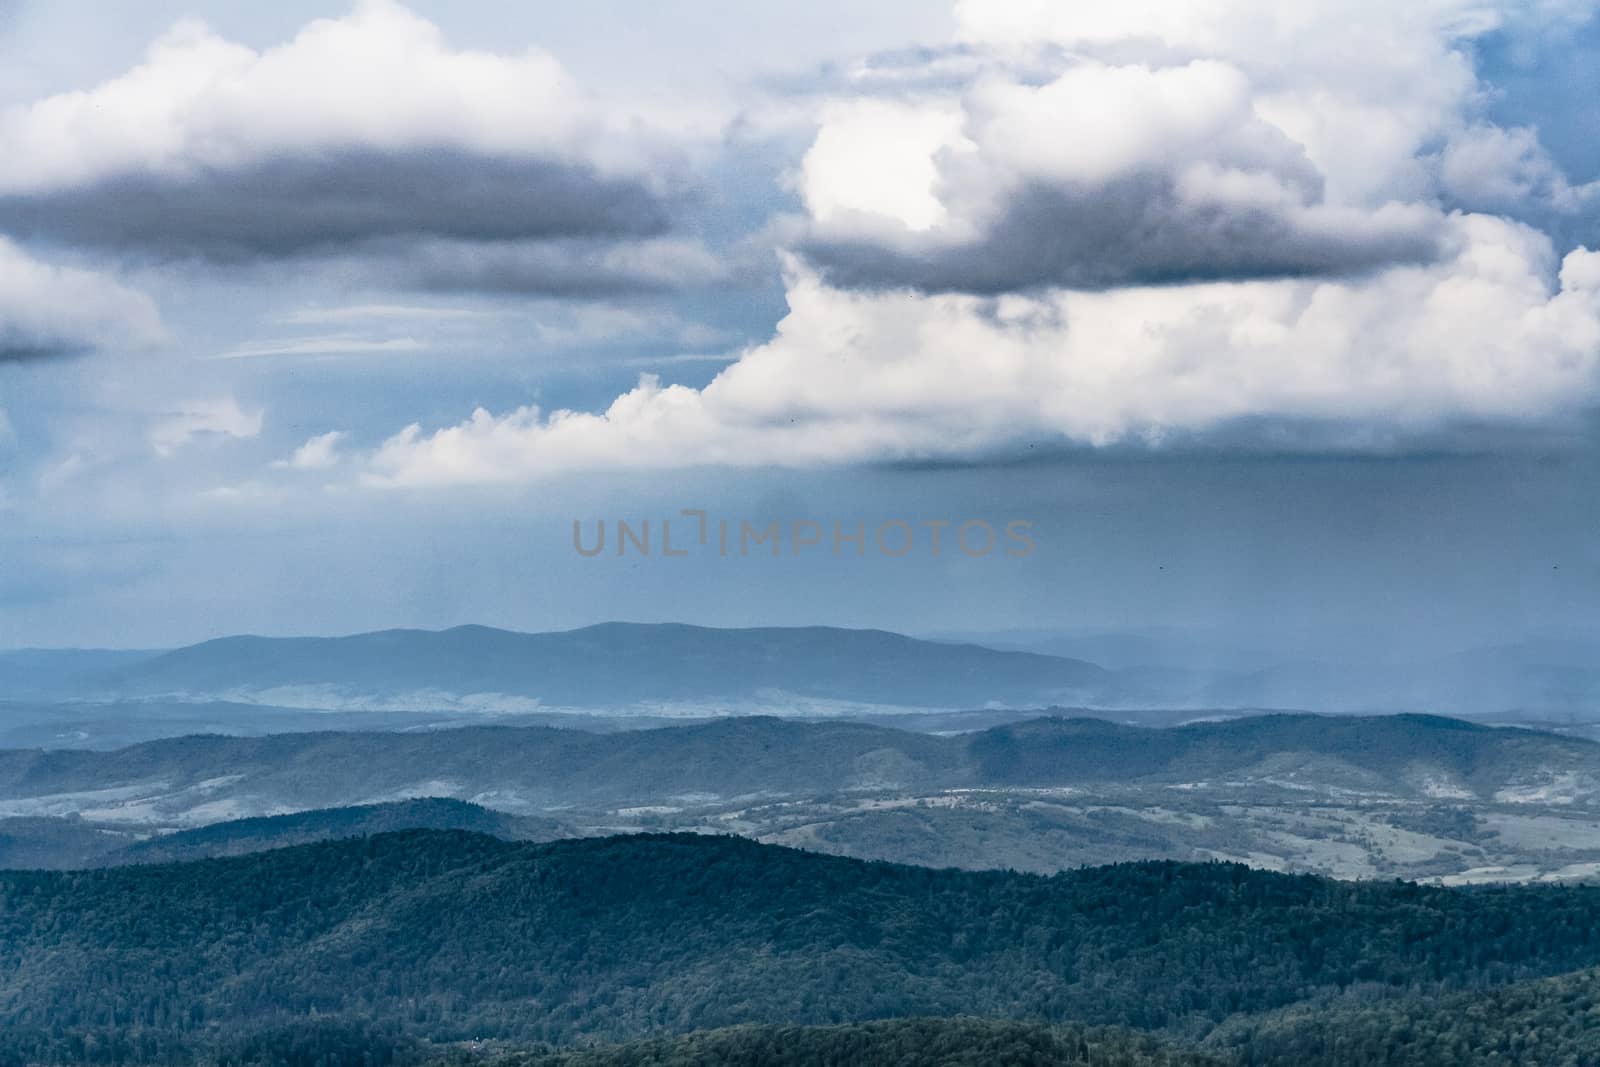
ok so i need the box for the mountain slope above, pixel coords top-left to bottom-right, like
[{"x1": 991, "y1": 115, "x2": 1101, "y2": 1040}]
[
  {"x1": 4, "y1": 830, "x2": 1600, "y2": 1063},
  {"x1": 85, "y1": 623, "x2": 1112, "y2": 709}
]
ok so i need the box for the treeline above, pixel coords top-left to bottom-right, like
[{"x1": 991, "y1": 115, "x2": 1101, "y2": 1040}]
[
  {"x1": 2, "y1": 831, "x2": 1600, "y2": 1063},
  {"x1": 481, "y1": 1018, "x2": 1224, "y2": 1067}
]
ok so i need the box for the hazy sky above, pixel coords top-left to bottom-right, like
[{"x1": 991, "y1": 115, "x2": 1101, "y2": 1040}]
[{"x1": 0, "y1": 0, "x2": 1597, "y2": 650}]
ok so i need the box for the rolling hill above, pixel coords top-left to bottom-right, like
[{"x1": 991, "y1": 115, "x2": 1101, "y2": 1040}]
[
  {"x1": 965, "y1": 713, "x2": 1600, "y2": 797},
  {"x1": 0, "y1": 713, "x2": 1593, "y2": 830},
  {"x1": 0, "y1": 716, "x2": 963, "y2": 820},
  {"x1": 4, "y1": 713, "x2": 1599, "y2": 882}
]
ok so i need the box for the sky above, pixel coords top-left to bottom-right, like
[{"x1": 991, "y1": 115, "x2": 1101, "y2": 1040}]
[{"x1": 0, "y1": 0, "x2": 1597, "y2": 653}]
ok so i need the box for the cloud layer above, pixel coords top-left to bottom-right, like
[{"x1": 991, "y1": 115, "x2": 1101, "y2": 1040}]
[
  {"x1": 365, "y1": 216, "x2": 1600, "y2": 485},
  {"x1": 4, "y1": 0, "x2": 1598, "y2": 493},
  {"x1": 0, "y1": 1, "x2": 706, "y2": 293},
  {"x1": 0, "y1": 149, "x2": 674, "y2": 261},
  {"x1": 0, "y1": 239, "x2": 164, "y2": 362},
  {"x1": 341, "y1": 0, "x2": 1600, "y2": 484}
]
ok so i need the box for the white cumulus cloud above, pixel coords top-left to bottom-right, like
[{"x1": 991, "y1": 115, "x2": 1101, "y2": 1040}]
[
  {"x1": 275, "y1": 431, "x2": 348, "y2": 470},
  {"x1": 150, "y1": 397, "x2": 264, "y2": 457},
  {"x1": 797, "y1": 56, "x2": 1449, "y2": 292},
  {"x1": 364, "y1": 215, "x2": 1600, "y2": 485},
  {"x1": 0, "y1": 0, "x2": 641, "y2": 194}
]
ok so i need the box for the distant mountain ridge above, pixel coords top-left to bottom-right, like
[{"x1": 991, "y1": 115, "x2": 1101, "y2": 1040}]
[
  {"x1": 10, "y1": 623, "x2": 1600, "y2": 718},
  {"x1": 85, "y1": 622, "x2": 1112, "y2": 711}
]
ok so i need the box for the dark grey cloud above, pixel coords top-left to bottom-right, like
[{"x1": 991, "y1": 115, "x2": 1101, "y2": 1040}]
[
  {"x1": 0, "y1": 148, "x2": 683, "y2": 264},
  {"x1": 800, "y1": 176, "x2": 1449, "y2": 295},
  {"x1": 0, "y1": 330, "x2": 85, "y2": 363},
  {"x1": 0, "y1": 343, "x2": 84, "y2": 363}
]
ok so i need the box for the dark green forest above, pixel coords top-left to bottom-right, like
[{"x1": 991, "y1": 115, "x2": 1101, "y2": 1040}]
[
  {"x1": 1223, "y1": 966, "x2": 1600, "y2": 1066},
  {"x1": 482, "y1": 1018, "x2": 1225, "y2": 1067},
  {"x1": 3, "y1": 830, "x2": 1600, "y2": 1064}
]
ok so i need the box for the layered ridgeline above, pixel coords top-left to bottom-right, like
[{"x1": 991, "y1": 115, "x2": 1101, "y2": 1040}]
[
  {"x1": 2, "y1": 831, "x2": 1600, "y2": 1065},
  {"x1": 5, "y1": 713, "x2": 1600, "y2": 880},
  {"x1": 1, "y1": 713, "x2": 1593, "y2": 821}
]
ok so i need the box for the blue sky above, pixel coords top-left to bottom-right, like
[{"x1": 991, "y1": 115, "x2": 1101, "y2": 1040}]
[{"x1": 0, "y1": 0, "x2": 1596, "y2": 650}]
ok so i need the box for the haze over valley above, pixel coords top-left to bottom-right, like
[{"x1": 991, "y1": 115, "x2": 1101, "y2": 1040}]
[{"x1": 6, "y1": 623, "x2": 1600, "y2": 739}]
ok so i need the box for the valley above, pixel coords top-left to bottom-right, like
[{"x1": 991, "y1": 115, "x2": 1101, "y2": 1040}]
[{"x1": 4, "y1": 712, "x2": 1600, "y2": 884}]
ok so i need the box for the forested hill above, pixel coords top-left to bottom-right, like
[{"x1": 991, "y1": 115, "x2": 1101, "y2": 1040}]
[
  {"x1": 4, "y1": 830, "x2": 1600, "y2": 1063},
  {"x1": 490, "y1": 1018, "x2": 1226, "y2": 1067},
  {"x1": 1222, "y1": 967, "x2": 1600, "y2": 1066},
  {"x1": 475, "y1": 978, "x2": 1600, "y2": 1067}
]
